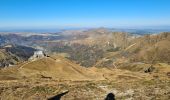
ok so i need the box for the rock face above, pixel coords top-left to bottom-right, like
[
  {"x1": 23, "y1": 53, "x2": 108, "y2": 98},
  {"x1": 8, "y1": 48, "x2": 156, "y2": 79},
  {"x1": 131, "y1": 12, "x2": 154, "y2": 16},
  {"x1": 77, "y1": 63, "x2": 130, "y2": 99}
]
[
  {"x1": 33, "y1": 51, "x2": 45, "y2": 58},
  {"x1": 29, "y1": 50, "x2": 45, "y2": 60}
]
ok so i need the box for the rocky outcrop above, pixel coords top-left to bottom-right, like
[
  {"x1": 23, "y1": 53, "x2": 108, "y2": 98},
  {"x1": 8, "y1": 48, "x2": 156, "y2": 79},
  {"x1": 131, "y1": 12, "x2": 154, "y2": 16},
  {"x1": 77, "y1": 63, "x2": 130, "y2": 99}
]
[{"x1": 29, "y1": 50, "x2": 45, "y2": 61}]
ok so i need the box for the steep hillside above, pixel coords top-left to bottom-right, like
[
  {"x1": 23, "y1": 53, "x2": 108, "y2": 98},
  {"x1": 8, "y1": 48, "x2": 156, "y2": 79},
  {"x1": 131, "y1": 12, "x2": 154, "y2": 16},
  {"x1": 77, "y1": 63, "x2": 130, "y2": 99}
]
[
  {"x1": 94, "y1": 32, "x2": 170, "y2": 69},
  {"x1": 0, "y1": 55, "x2": 105, "y2": 80},
  {"x1": 0, "y1": 49, "x2": 19, "y2": 67},
  {"x1": 0, "y1": 45, "x2": 36, "y2": 68},
  {"x1": 128, "y1": 32, "x2": 170, "y2": 64}
]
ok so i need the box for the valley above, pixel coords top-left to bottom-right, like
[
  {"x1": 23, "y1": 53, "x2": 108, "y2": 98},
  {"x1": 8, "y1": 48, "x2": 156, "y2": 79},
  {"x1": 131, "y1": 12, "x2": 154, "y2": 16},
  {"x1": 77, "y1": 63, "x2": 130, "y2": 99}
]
[{"x1": 0, "y1": 28, "x2": 170, "y2": 100}]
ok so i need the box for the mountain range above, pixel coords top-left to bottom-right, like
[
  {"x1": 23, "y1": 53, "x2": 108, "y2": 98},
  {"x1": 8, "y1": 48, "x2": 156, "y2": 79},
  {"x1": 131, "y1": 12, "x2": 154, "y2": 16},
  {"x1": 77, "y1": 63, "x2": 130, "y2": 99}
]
[{"x1": 0, "y1": 28, "x2": 170, "y2": 100}]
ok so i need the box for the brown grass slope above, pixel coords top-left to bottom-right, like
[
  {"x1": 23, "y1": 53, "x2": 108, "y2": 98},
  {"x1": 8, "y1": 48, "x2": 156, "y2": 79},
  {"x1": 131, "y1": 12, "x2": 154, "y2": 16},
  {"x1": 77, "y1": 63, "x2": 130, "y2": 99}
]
[
  {"x1": 128, "y1": 32, "x2": 170, "y2": 64},
  {"x1": 0, "y1": 55, "x2": 108, "y2": 81},
  {"x1": 0, "y1": 54, "x2": 151, "y2": 82}
]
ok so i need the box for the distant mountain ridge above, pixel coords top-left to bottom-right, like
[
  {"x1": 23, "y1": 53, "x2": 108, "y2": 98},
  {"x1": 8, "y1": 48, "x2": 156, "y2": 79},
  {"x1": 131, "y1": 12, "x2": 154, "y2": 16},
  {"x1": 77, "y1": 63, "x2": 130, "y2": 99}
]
[{"x1": 0, "y1": 28, "x2": 169, "y2": 68}]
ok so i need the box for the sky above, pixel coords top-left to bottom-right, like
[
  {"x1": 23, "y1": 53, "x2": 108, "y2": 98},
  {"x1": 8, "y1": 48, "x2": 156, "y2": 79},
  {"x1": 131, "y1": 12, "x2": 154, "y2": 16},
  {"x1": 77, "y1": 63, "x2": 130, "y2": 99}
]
[{"x1": 0, "y1": 0, "x2": 170, "y2": 29}]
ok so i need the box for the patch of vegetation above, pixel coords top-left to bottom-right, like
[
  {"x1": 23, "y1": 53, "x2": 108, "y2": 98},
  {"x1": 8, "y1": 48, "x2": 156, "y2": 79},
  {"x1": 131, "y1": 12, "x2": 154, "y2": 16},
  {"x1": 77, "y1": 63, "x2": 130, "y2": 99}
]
[
  {"x1": 107, "y1": 47, "x2": 120, "y2": 52},
  {"x1": 32, "y1": 86, "x2": 56, "y2": 94},
  {"x1": 5, "y1": 45, "x2": 36, "y2": 60},
  {"x1": 48, "y1": 43, "x2": 104, "y2": 67}
]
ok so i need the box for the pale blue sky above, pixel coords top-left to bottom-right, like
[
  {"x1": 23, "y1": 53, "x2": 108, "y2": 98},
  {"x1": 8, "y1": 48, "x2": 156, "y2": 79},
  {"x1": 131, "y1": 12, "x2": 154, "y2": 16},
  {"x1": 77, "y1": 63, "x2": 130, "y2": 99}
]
[{"x1": 0, "y1": 0, "x2": 170, "y2": 29}]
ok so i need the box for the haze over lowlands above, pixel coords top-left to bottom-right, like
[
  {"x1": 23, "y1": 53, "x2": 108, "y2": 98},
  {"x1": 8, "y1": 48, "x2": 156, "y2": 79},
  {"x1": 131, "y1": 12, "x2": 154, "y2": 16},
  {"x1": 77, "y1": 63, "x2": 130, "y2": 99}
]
[{"x1": 0, "y1": 0, "x2": 170, "y2": 100}]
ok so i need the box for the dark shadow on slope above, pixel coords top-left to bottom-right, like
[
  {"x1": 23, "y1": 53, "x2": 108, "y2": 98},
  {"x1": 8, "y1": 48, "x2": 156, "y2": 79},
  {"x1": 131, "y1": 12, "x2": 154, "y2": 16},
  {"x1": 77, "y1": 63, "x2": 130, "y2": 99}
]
[
  {"x1": 48, "y1": 90, "x2": 69, "y2": 100},
  {"x1": 105, "y1": 93, "x2": 116, "y2": 100}
]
